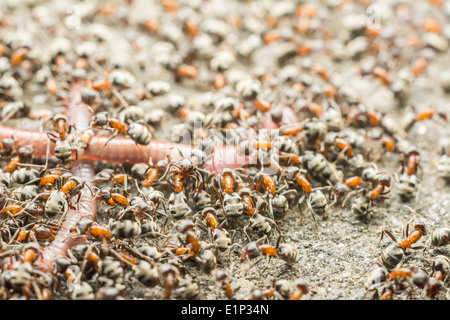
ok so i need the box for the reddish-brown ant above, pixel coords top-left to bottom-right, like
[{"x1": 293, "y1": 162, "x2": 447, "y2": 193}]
[{"x1": 375, "y1": 207, "x2": 427, "y2": 254}]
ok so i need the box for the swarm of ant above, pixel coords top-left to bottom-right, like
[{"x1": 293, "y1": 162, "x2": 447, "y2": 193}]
[{"x1": 0, "y1": 0, "x2": 449, "y2": 300}]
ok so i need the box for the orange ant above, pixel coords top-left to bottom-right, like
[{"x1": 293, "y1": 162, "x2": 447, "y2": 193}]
[
  {"x1": 344, "y1": 176, "x2": 364, "y2": 189},
  {"x1": 95, "y1": 187, "x2": 130, "y2": 207},
  {"x1": 4, "y1": 145, "x2": 34, "y2": 173},
  {"x1": 239, "y1": 188, "x2": 257, "y2": 217},
  {"x1": 367, "y1": 172, "x2": 391, "y2": 201},
  {"x1": 159, "y1": 149, "x2": 212, "y2": 193},
  {"x1": 91, "y1": 169, "x2": 134, "y2": 190},
  {"x1": 239, "y1": 235, "x2": 294, "y2": 276},
  {"x1": 376, "y1": 207, "x2": 427, "y2": 254},
  {"x1": 253, "y1": 171, "x2": 277, "y2": 197},
  {"x1": 400, "y1": 146, "x2": 421, "y2": 176},
  {"x1": 405, "y1": 107, "x2": 447, "y2": 132},
  {"x1": 141, "y1": 160, "x2": 168, "y2": 188}
]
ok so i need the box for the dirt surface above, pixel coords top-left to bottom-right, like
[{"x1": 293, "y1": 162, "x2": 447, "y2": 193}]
[{"x1": 0, "y1": 0, "x2": 449, "y2": 300}]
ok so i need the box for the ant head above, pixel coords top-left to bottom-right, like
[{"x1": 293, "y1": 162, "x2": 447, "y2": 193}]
[
  {"x1": 171, "y1": 158, "x2": 195, "y2": 175},
  {"x1": 284, "y1": 166, "x2": 300, "y2": 180},
  {"x1": 221, "y1": 168, "x2": 236, "y2": 178},
  {"x1": 91, "y1": 112, "x2": 108, "y2": 127},
  {"x1": 96, "y1": 187, "x2": 111, "y2": 199},
  {"x1": 190, "y1": 149, "x2": 208, "y2": 166},
  {"x1": 175, "y1": 219, "x2": 195, "y2": 234},
  {"x1": 413, "y1": 220, "x2": 427, "y2": 235},
  {"x1": 201, "y1": 206, "x2": 216, "y2": 217},
  {"x1": 156, "y1": 159, "x2": 168, "y2": 171},
  {"x1": 1, "y1": 137, "x2": 14, "y2": 150},
  {"x1": 376, "y1": 172, "x2": 391, "y2": 187},
  {"x1": 334, "y1": 182, "x2": 350, "y2": 198},
  {"x1": 405, "y1": 145, "x2": 419, "y2": 157},
  {"x1": 18, "y1": 145, "x2": 34, "y2": 160},
  {"x1": 238, "y1": 187, "x2": 252, "y2": 197},
  {"x1": 53, "y1": 114, "x2": 68, "y2": 124}
]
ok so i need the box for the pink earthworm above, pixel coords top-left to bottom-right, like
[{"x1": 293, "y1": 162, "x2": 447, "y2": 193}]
[
  {"x1": 40, "y1": 160, "x2": 96, "y2": 271},
  {"x1": 0, "y1": 126, "x2": 251, "y2": 171},
  {"x1": 0, "y1": 107, "x2": 298, "y2": 172},
  {"x1": 68, "y1": 105, "x2": 298, "y2": 169},
  {"x1": 40, "y1": 84, "x2": 97, "y2": 272}
]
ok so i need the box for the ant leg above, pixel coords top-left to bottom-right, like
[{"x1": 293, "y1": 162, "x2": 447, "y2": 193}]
[
  {"x1": 373, "y1": 228, "x2": 398, "y2": 250},
  {"x1": 257, "y1": 235, "x2": 269, "y2": 245},
  {"x1": 182, "y1": 207, "x2": 192, "y2": 220},
  {"x1": 41, "y1": 137, "x2": 51, "y2": 175},
  {"x1": 349, "y1": 260, "x2": 381, "y2": 283},
  {"x1": 244, "y1": 258, "x2": 262, "y2": 276},
  {"x1": 111, "y1": 87, "x2": 130, "y2": 109},
  {"x1": 46, "y1": 132, "x2": 59, "y2": 143},
  {"x1": 346, "y1": 213, "x2": 359, "y2": 224},
  {"x1": 342, "y1": 189, "x2": 363, "y2": 209},
  {"x1": 158, "y1": 163, "x2": 173, "y2": 182},
  {"x1": 223, "y1": 241, "x2": 240, "y2": 263},
  {"x1": 267, "y1": 198, "x2": 275, "y2": 221},
  {"x1": 31, "y1": 280, "x2": 44, "y2": 300},
  {"x1": 258, "y1": 257, "x2": 272, "y2": 285},
  {"x1": 306, "y1": 197, "x2": 319, "y2": 233},
  {"x1": 297, "y1": 201, "x2": 307, "y2": 225},
  {"x1": 109, "y1": 248, "x2": 136, "y2": 267},
  {"x1": 275, "y1": 234, "x2": 283, "y2": 249},
  {"x1": 153, "y1": 180, "x2": 175, "y2": 193},
  {"x1": 217, "y1": 191, "x2": 229, "y2": 227},
  {"x1": 159, "y1": 202, "x2": 170, "y2": 231},
  {"x1": 243, "y1": 223, "x2": 251, "y2": 242},
  {"x1": 194, "y1": 218, "x2": 208, "y2": 234},
  {"x1": 411, "y1": 245, "x2": 430, "y2": 259},
  {"x1": 333, "y1": 146, "x2": 349, "y2": 165},
  {"x1": 77, "y1": 242, "x2": 98, "y2": 284},
  {"x1": 265, "y1": 216, "x2": 282, "y2": 238},
  {"x1": 329, "y1": 192, "x2": 337, "y2": 209},
  {"x1": 218, "y1": 220, "x2": 228, "y2": 229},
  {"x1": 169, "y1": 147, "x2": 187, "y2": 160},
  {"x1": 402, "y1": 209, "x2": 418, "y2": 239},
  {"x1": 197, "y1": 168, "x2": 211, "y2": 177}
]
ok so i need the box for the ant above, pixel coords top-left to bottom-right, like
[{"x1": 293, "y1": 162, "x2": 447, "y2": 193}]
[
  {"x1": 46, "y1": 114, "x2": 78, "y2": 166},
  {"x1": 91, "y1": 168, "x2": 134, "y2": 190},
  {"x1": 239, "y1": 188, "x2": 257, "y2": 217},
  {"x1": 375, "y1": 207, "x2": 427, "y2": 254},
  {"x1": 405, "y1": 107, "x2": 447, "y2": 132},
  {"x1": 327, "y1": 135, "x2": 354, "y2": 158},
  {"x1": 209, "y1": 168, "x2": 241, "y2": 194},
  {"x1": 159, "y1": 149, "x2": 212, "y2": 193},
  {"x1": 253, "y1": 171, "x2": 277, "y2": 197},
  {"x1": 95, "y1": 187, "x2": 130, "y2": 207},
  {"x1": 239, "y1": 235, "x2": 297, "y2": 276},
  {"x1": 141, "y1": 160, "x2": 167, "y2": 188},
  {"x1": 400, "y1": 146, "x2": 421, "y2": 177},
  {"x1": 367, "y1": 172, "x2": 391, "y2": 201},
  {"x1": 3, "y1": 145, "x2": 35, "y2": 173},
  {"x1": 431, "y1": 228, "x2": 450, "y2": 249},
  {"x1": 211, "y1": 269, "x2": 240, "y2": 299}
]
